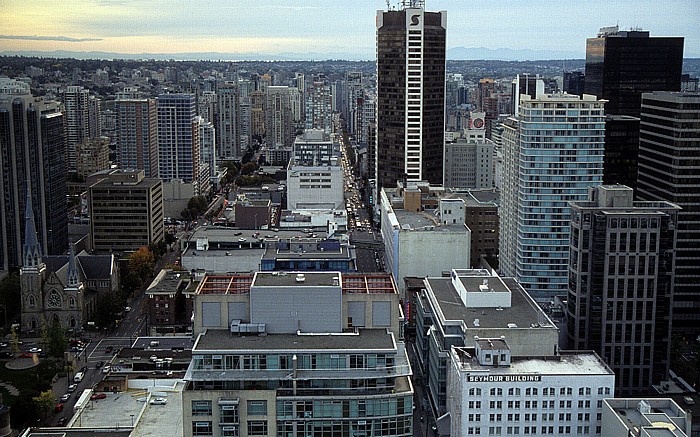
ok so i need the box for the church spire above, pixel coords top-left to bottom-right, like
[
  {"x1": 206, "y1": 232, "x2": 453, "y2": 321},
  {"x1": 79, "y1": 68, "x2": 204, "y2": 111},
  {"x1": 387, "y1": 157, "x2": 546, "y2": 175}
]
[
  {"x1": 66, "y1": 243, "x2": 79, "y2": 287},
  {"x1": 22, "y1": 188, "x2": 42, "y2": 268}
]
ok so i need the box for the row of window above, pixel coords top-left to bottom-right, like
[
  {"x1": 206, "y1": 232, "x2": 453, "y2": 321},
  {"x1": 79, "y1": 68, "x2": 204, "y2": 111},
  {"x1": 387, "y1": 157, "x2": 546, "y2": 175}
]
[{"x1": 469, "y1": 387, "x2": 610, "y2": 397}]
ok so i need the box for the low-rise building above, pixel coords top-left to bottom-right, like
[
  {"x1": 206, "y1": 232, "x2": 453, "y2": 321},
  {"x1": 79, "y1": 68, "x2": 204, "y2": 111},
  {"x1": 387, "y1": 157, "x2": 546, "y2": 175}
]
[
  {"x1": 182, "y1": 271, "x2": 411, "y2": 437},
  {"x1": 448, "y1": 339, "x2": 615, "y2": 437},
  {"x1": 146, "y1": 269, "x2": 194, "y2": 334},
  {"x1": 602, "y1": 398, "x2": 692, "y2": 437}
]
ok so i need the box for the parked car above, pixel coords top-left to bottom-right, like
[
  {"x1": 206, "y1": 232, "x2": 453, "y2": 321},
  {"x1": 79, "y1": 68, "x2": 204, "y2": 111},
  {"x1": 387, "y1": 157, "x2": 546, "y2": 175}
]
[
  {"x1": 95, "y1": 360, "x2": 104, "y2": 369},
  {"x1": 105, "y1": 346, "x2": 113, "y2": 354},
  {"x1": 149, "y1": 397, "x2": 167, "y2": 405},
  {"x1": 54, "y1": 403, "x2": 64, "y2": 412},
  {"x1": 90, "y1": 393, "x2": 106, "y2": 400},
  {"x1": 18, "y1": 352, "x2": 32, "y2": 358},
  {"x1": 57, "y1": 417, "x2": 68, "y2": 426},
  {"x1": 67, "y1": 384, "x2": 77, "y2": 393},
  {"x1": 60, "y1": 393, "x2": 70, "y2": 402}
]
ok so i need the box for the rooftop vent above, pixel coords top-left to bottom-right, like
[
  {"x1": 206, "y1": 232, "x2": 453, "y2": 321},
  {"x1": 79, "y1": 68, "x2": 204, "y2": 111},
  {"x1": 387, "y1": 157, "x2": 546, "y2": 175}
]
[
  {"x1": 473, "y1": 318, "x2": 480, "y2": 327},
  {"x1": 296, "y1": 274, "x2": 306, "y2": 283}
]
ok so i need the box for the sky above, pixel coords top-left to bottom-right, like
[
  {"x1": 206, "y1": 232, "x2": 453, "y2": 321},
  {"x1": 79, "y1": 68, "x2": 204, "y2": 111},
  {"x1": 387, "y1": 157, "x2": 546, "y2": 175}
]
[{"x1": 0, "y1": 0, "x2": 699, "y2": 59}]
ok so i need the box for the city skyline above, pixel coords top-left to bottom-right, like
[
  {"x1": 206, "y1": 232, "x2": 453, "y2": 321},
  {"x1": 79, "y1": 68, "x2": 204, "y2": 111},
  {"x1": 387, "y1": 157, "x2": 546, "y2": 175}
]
[{"x1": 1, "y1": 0, "x2": 699, "y2": 60}]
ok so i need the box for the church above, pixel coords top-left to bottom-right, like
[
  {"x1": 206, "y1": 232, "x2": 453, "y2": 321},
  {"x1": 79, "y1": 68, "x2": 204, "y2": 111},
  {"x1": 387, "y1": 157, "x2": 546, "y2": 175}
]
[{"x1": 20, "y1": 192, "x2": 119, "y2": 333}]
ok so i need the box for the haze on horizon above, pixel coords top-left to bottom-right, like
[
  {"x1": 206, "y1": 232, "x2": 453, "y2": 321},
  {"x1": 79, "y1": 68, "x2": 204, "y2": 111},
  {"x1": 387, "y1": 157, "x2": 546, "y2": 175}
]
[{"x1": 1, "y1": 0, "x2": 699, "y2": 60}]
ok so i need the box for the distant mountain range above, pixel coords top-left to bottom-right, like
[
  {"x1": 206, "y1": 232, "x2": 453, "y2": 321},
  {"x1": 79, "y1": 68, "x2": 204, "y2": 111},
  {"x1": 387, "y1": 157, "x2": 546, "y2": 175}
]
[
  {"x1": 1, "y1": 47, "x2": 584, "y2": 62},
  {"x1": 447, "y1": 46, "x2": 583, "y2": 61}
]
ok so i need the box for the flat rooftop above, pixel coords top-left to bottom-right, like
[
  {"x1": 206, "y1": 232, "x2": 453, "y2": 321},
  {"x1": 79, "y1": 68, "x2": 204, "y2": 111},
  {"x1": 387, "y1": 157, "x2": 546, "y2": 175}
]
[
  {"x1": 188, "y1": 227, "x2": 328, "y2": 243},
  {"x1": 252, "y1": 271, "x2": 340, "y2": 287},
  {"x1": 394, "y1": 210, "x2": 467, "y2": 232},
  {"x1": 195, "y1": 328, "x2": 396, "y2": 353},
  {"x1": 453, "y1": 347, "x2": 613, "y2": 376},
  {"x1": 446, "y1": 190, "x2": 500, "y2": 206},
  {"x1": 196, "y1": 273, "x2": 396, "y2": 295},
  {"x1": 425, "y1": 276, "x2": 553, "y2": 329},
  {"x1": 605, "y1": 398, "x2": 690, "y2": 437},
  {"x1": 147, "y1": 270, "x2": 188, "y2": 294},
  {"x1": 131, "y1": 336, "x2": 195, "y2": 350}
]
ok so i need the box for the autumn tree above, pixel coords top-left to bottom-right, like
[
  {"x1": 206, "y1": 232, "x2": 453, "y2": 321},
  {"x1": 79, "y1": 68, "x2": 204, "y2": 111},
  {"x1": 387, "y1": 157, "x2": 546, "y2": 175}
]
[{"x1": 129, "y1": 246, "x2": 155, "y2": 283}]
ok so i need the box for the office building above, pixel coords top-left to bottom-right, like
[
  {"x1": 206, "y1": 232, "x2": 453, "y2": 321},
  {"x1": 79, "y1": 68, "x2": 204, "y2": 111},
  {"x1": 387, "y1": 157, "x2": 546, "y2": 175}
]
[
  {"x1": 292, "y1": 129, "x2": 339, "y2": 165},
  {"x1": 567, "y1": 185, "x2": 680, "y2": 394},
  {"x1": 115, "y1": 98, "x2": 159, "y2": 178},
  {"x1": 157, "y1": 94, "x2": 203, "y2": 193},
  {"x1": 585, "y1": 27, "x2": 683, "y2": 190},
  {"x1": 0, "y1": 90, "x2": 68, "y2": 271},
  {"x1": 637, "y1": 92, "x2": 700, "y2": 337},
  {"x1": 511, "y1": 74, "x2": 544, "y2": 116},
  {"x1": 287, "y1": 155, "x2": 344, "y2": 211},
  {"x1": 216, "y1": 81, "x2": 241, "y2": 160},
  {"x1": 448, "y1": 340, "x2": 614, "y2": 437},
  {"x1": 455, "y1": 189, "x2": 499, "y2": 268},
  {"x1": 88, "y1": 169, "x2": 164, "y2": 253},
  {"x1": 416, "y1": 268, "x2": 562, "y2": 421},
  {"x1": 182, "y1": 271, "x2": 412, "y2": 437},
  {"x1": 500, "y1": 93, "x2": 606, "y2": 301},
  {"x1": 380, "y1": 182, "x2": 471, "y2": 296},
  {"x1": 375, "y1": 1, "x2": 446, "y2": 189},
  {"x1": 344, "y1": 71, "x2": 363, "y2": 137},
  {"x1": 563, "y1": 71, "x2": 586, "y2": 96},
  {"x1": 584, "y1": 26, "x2": 683, "y2": 117},
  {"x1": 266, "y1": 86, "x2": 293, "y2": 148},
  {"x1": 444, "y1": 123, "x2": 495, "y2": 190},
  {"x1": 602, "y1": 398, "x2": 692, "y2": 437}
]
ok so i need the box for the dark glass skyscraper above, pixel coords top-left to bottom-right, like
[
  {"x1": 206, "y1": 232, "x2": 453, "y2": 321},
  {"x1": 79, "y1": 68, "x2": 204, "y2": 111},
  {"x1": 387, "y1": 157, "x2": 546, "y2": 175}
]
[
  {"x1": 0, "y1": 93, "x2": 68, "y2": 270},
  {"x1": 375, "y1": 1, "x2": 446, "y2": 190},
  {"x1": 637, "y1": 92, "x2": 700, "y2": 337},
  {"x1": 584, "y1": 27, "x2": 684, "y2": 191}
]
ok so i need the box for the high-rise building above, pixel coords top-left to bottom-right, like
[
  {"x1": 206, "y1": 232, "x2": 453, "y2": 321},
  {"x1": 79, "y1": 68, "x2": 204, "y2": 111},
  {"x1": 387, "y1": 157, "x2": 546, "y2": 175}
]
[
  {"x1": 61, "y1": 86, "x2": 101, "y2": 172},
  {"x1": 376, "y1": 1, "x2": 446, "y2": 189},
  {"x1": 250, "y1": 91, "x2": 266, "y2": 139},
  {"x1": 88, "y1": 169, "x2": 164, "y2": 253},
  {"x1": 567, "y1": 185, "x2": 679, "y2": 394},
  {"x1": 637, "y1": 92, "x2": 700, "y2": 337},
  {"x1": 584, "y1": 26, "x2": 683, "y2": 191},
  {"x1": 266, "y1": 86, "x2": 293, "y2": 148},
  {"x1": 563, "y1": 71, "x2": 586, "y2": 96},
  {"x1": 197, "y1": 117, "x2": 217, "y2": 189},
  {"x1": 345, "y1": 72, "x2": 363, "y2": 136},
  {"x1": 444, "y1": 121, "x2": 494, "y2": 190},
  {"x1": 157, "y1": 94, "x2": 202, "y2": 192},
  {"x1": 115, "y1": 98, "x2": 159, "y2": 178},
  {"x1": 500, "y1": 94, "x2": 606, "y2": 301},
  {"x1": 76, "y1": 137, "x2": 110, "y2": 180},
  {"x1": 584, "y1": 26, "x2": 683, "y2": 117},
  {"x1": 0, "y1": 90, "x2": 68, "y2": 271},
  {"x1": 511, "y1": 74, "x2": 544, "y2": 116},
  {"x1": 305, "y1": 80, "x2": 333, "y2": 134},
  {"x1": 215, "y1": 81, "x2": 241, "y2": 160}
]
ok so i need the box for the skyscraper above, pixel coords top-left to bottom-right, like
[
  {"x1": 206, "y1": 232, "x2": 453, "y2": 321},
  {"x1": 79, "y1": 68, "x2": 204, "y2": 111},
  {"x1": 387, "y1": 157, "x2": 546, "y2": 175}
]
[
  {"x1": 375, "y1": 0, "x2": 446, "y2": 189},
  {"x1": 500, "y1": 93, "x2": 606, "y2": 301},
  {"x1": 637, "y1": 92, "x2": 700, "y2": 337},
  {"x1": 584, "y1": 26, "x2": 683, "y2": 190},
  {"x1": 157, "y1": 94, "x2": 201, "y2": 192},
  {"x1": 567, "y1": 185, "x2": 679, "y2": 394},
  {"x1": 115, "y1": 98, "x2": 158, "y2": 178},
  {"x1": 61, "y1": 85, "x2": 101, "y2": 172},
  {"x1": 305, "y1": 80, "x2": 333, "y2": 134},
  {"x1": 215, "y1": 81, "x2": 241, "y2": 160},
  {"x1": 0, "y1": 89, "x2": 68, "y2": 271},
  {"x1": 266, "y1": 86, "x2": 293, "y2": 148}
]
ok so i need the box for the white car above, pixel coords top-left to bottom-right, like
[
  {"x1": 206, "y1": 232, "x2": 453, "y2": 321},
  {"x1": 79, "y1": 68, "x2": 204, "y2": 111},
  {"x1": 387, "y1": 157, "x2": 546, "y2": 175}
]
[{"x1": 150, "y1": 397, "x2": 167, "y2": 405}]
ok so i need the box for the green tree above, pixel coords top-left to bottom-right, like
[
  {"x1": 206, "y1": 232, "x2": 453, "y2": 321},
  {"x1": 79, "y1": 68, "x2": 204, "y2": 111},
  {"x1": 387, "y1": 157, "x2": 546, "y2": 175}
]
[
  {"x1": 129, "y1": 246, "x2": 155, "y2": 282},
  {"x1": 32, "y1": 389, "x2": 55, "y2": 419},
  {"x1": 94, "y1": 292, "x2": 123, "y2": 330},
  {"x1": 240, "y1": 161, "x2": 258, "y2": 176},
  {"x1": 46, "y1": 318, "x2": 68, "y2": 358}
]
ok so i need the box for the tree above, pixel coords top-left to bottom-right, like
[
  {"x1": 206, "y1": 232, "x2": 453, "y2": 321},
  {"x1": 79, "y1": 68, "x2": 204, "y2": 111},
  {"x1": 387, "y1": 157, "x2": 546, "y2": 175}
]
[
  {"x1": 32, "y1": 389, "x2": 55, "y2": 419},
  {"x1": 94, "y1": 292, "x2": 123, "y2": 330},
  {"x1": 45, "y1": 318, "x2": 68, "y2": 358},
  {"x1": 240, "y1": 162, "x2": 258, "y2": 176},
  {"x1": 129, "y1": 246, "x2": 155, "y2": 283}
]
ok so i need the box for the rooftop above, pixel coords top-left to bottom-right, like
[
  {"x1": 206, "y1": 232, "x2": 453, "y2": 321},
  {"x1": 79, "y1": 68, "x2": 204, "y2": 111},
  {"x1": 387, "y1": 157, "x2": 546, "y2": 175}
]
[
  {"x1": 604, "y1": 398, "x2": 691, "y2": 437},
  {"x1": 424, "y1": 274, "x2": 553, "y2": 329},
  {"x1": 452, "y1": 347, "x2": 614, "y2": 376},
  {"x1": 252, "y1": 271, "x2": 341, "y2": 287},
  {"x1": 195, "y1": 328, "x2": 396, "y2": 353},
  {"x1": 147, "y1": 269, "x2": 189, "y2": 295},
  {"x1": 393, "y1": 209, "x2": 467, "y2": 232}
]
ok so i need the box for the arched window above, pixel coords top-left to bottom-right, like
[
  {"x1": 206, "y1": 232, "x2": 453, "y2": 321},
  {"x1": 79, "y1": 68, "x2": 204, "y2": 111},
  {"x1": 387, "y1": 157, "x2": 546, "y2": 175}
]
[
  {"x1": 28, "y1": 295, "x2": 36, "y2": 308},
  {"x1": 68, "y1": 296, "x2": 76, "y2": 307},
  {"x1": 68, "y1": 316, "x2": 76, "y2": 328}
]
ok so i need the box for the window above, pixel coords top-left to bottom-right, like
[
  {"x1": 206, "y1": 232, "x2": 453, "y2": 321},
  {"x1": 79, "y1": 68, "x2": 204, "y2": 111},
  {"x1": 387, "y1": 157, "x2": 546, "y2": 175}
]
[
  {"x1": 248, "y1": 420, "x2": 268, "y2": 435},
  {"x1": 192, "y1": 421, "x2": 213, "y2": 436},
  {"x1": 247, "y1": 400, "x2": 267, "y2": 416},
  {"x1": 192, "y1": 400, "x2": 212, "y2": 416}
]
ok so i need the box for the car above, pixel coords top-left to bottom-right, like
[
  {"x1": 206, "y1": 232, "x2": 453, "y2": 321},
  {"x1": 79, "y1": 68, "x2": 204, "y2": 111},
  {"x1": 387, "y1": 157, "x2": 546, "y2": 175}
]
[
  {"x1": 18, "y1": 352, "x2": 32, "y2": 358},
  {"x1": 29, "y1": 347, "x2": 41, "y2": 353},
  {"x1": 149, "y1": 397, "x2": 167, "y2": 405},
  {"x1": 69, "y1": 346, "x2": 84, "y2": 352},
  {"x1": 124, "y1": 306, "x2": 131, "y2": 312},
  {"x1": 67, "y1": 384, "x2": 77, "y2": 393},
  {"x1": 57, "y1": 417, "x2": 68, "y2": 426},
  {"x1": 105, "y1": 346, "x2": 113, "y2": 354},
  {"x1": 90, "y1": 393, "x2": 107, "y2": 400},
  {"x1": 54, "y1": 403, "x2": 64, "y2": 412},
  {"x1": 95, "y1": 360, "x2": 104, "y2": 369},
  {"x1": 102, "y1": 365, "x2": 111, "y2": 374},
  {"x1": 0, "y1": 342, "x2": 7, "y2": 348},
  {"x1": 60, "y1": 393, "x2": 70, "y2": 402}
]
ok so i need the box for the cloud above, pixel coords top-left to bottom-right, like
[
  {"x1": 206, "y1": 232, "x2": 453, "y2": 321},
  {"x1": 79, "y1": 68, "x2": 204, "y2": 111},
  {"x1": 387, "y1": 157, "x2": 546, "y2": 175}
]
[{"x1": 0, "y1": 35, "x2": 103, "y2": 42}]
